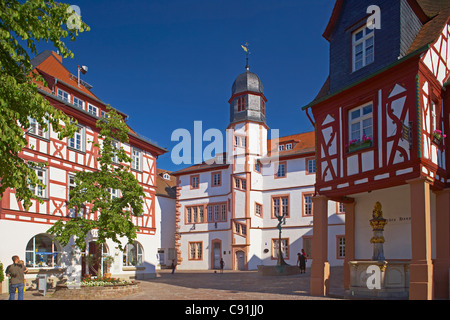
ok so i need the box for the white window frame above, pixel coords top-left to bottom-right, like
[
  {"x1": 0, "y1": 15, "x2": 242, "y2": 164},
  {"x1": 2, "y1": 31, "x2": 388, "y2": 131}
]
[
  {"x1": 349, "y1": 103, "x2": 373, "y2": 143},
  {"x1": 29, "y1": 117, "x2": 49, "y2": 139},
  {"x1": 68, "y1": 125, "x2": 85, "y2": 152},
  {"x1": 57, "y1": 88, "x2": 70, "y2": 102},
  {"x1": 88, "y1": 104, "x2": 98, "y2": 117},
  {"x1": 131, "y1": 147, "x2": 142, "y2": 171},
  {"x1": 307, "y1": 159, "x2": 316, "y2": 174},
  {"x1": 73, "y1": 96, "x2": 84, "y2": 109},
  {"x1": 29, "y1": 168, "x2": 47, "y2": 198},
  {"x1": 352, "y1": 25, "x2": 374, "y2": 72}
]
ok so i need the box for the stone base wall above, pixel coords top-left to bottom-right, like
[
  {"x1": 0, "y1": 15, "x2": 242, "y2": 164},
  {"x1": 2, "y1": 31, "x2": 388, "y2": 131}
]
[{"x1": 52, "y1": 282, "x2": 141, "y2": 300}]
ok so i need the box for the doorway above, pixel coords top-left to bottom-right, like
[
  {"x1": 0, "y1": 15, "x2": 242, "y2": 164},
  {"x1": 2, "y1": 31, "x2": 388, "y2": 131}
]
[
  {"x1": 213, "y1": 242, "x2": 221, "y2": 269},
  {"x1": 236, "y1": 250, "x2": 245, "y2": 271}
]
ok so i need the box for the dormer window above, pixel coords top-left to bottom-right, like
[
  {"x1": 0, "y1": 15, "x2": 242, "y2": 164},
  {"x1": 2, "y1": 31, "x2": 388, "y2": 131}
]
[
  {"x1": 57, "y1": 89, "x2": 70, "y2": 102},
  {"x1": 352, "y1": 26, "x2": 374, "y2": 72}
]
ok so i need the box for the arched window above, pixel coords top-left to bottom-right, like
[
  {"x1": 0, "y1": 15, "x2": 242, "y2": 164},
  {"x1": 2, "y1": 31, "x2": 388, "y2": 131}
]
[
  {"x1": 25, "y1": 234, "x2": 61, "y2": 268},
  {"x1": 123, "y1": 241, "x2": 144, "y2": 267}
]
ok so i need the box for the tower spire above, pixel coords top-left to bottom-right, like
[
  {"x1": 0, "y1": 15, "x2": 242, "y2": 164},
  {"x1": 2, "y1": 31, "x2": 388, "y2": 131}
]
[{"x1": 241, "y1": 42, "x2": 250, "y2": 71}]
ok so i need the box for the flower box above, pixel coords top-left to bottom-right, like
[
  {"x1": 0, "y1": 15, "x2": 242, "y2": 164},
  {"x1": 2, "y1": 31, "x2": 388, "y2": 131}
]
[{"x1": 348, "y1": 139, "x2": 373, "y2": 153}]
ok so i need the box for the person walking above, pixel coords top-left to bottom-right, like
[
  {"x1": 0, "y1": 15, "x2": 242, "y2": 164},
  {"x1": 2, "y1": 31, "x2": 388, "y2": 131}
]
[
  {"x1": 297, "y1": 250, "x2": 307, "y2": 274},
  {"x1": 219, "y1": 258, "x2": 224, "y2": 274},
  {"x1": 5, "y1": 255, "x2": 28, "y2": 300},
  {"x1": 171, "y1": 260, "x2": 176, "y2": 274}
]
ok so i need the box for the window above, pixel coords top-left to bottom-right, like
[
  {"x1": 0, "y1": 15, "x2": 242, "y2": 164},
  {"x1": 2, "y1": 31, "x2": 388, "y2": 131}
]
[
  {"x1": 234, "y1": 135, "x2": 247, "y2": 147},
  {"x1": 255, "y1": 203, "x2": 262, "y2": 217},
  {"x1": 307, "y1": 158, "x2": 316, "y2": 174},
  {"x1": 279, "y1": 145, "x2": 285, "y2": 151},
  {"x1": 206, "y1": 203, "x2": 227, "y2": 222},
  {"x1": 88, "y1": 104, "x2": 98, "y2": 116},
  {"x1": 100, "y1": 110, "x2": 108, "y2": 118},
  {"x1": 123, "y1": 241, "x2": 144, "y2": 266},
  {"x1": 111, "y1": 140, "x2": 120, "y2": 164},
  {"x1": 234, "y1": 222, "x2": 247, "y2": 236},
  {"x1": 349, "y1": 103, "x2": 373, "y2": 146},
  {"x1": 254, "y1": 161, "x2": 261, "y2": 173},
  {"x1": 303, "y1": 193, "x2": 313, "y2": 216},
  {"x1": 29, "y1": 118, "x2": 48, "y2": 139},
  {"x1": 25, "y1": 234, "x2": 61, "y2": 268},
  {"x1": 237, "y1": 97, "x2": 245, "y2": 112},
  {"x1": 431, "y1": 101, "x2": 437, "y2": 133},
  {"x1": 275, "y1": 161, "x2": 286, "y2": 178},
  {"x1": 29, "y1": 168, "x2": 47, "y2": 198},
  {"x1": 337, "y1": 202, "x2": 346, "y2": 214},
  {"x1": 186, "y1": 205, "x2": 208, "y2": 224},
  {"x1": 261, "y1": 100, "x2": 265, "y2": 115},
  {"x1": 108, "y1": 188, "x2": 121, "y2": 200},
  {"x1": 272, "y1": 238, "x2": 289, "y2": 260},
  {"x1": 337, "y1": 236, "x2": 346, "y2": 259},
  {"x1": 212, "y1": 171, "x2": 221, "y2": 187},
  {"x1": 57, "y1": 89, "x2": 70, "y2": 102},
  {"x1": 285, "y1": 143, "x2": 292, "y2": 150},
  {"x1": 190, "y1": 175, "x2": 199, "y2": 189},
  {"x1": 303, "y1": 237, "x2": 312, "y2": 258},
  {"x1": 352, "y1": 26, "x2": 374, "y2": 71},
  {"x1": 163, "y1": 173, "x2": 170, "y2": 180},
  {"x1": 189, "y1": 242, "x2": 202, "y2": 260},
  {"x1": 67, "y1": 174, "x2": 82, "y2": 218},
  {"x1": 131, "y1": 148, "x2": 142, "y2": 171},
  {"x1": 73, "y1": 96, "x2": 84, "y2": 109},
  {"x1": 235, "y1": 177, "x2": 246, "y2": 190},
  {"x1": 68, "y1": 125, "x2": 85, "y2": 152},
  {"x1": 272, "y1": 195, "x2": 289, "y2": 218}
]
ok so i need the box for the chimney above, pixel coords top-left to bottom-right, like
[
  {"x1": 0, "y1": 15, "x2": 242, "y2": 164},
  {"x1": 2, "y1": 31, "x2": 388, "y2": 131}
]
[{"x1": 53, "y1": 51, "x2": 63, "y2": 63}]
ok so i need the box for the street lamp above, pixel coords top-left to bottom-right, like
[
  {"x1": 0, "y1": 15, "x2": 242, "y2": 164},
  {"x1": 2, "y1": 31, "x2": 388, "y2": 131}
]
[{"x1": 274, "y1": 210, "x2": 288, "y2": 266}]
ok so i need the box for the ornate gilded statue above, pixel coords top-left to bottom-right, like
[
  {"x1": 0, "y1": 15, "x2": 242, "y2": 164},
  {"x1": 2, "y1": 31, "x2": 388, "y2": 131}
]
[{"x1": 370, "y1": 201, "x2": 387, "y2": 261}]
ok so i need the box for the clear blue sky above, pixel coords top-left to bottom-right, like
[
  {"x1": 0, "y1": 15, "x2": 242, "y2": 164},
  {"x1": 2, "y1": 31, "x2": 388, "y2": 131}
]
[{"x1": 34, "y1": 0, "x2": 336, "y2": 172}]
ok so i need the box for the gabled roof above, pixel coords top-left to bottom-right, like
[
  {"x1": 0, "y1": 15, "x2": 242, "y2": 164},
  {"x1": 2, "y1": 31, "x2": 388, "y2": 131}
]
[
  {"x1": 155, "y1": 169, "x2": 177, "y2": 198},
  {"x1": 308, "y1": 0, "x2": 450, "y2": 109},
  {"x1": 267, "y1": 131, "x2": 315, "y2": 159},
  {"x1": 31, "y1": 50, "x2": 99, "y2": 100}
]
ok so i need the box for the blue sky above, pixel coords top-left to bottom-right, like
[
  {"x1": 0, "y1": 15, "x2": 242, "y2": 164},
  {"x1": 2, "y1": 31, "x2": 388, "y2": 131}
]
[{"x1": 34, "y1": 0, "x2": 336, "y2": 172}]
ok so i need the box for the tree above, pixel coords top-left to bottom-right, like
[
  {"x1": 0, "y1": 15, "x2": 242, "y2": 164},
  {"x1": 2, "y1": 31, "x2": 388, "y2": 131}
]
[
  {"x1": 0, "y1": 0, "x2": 89, "y2": 209},
  {"x1": 47, "y1": 107, "x2": 146, "y2": 275}
]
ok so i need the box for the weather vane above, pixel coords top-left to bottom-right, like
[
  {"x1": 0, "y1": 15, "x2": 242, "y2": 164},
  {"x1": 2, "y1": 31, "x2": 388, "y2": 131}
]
[{"x1": 241, "y1": 42, "x2": 250, "y2": 71}]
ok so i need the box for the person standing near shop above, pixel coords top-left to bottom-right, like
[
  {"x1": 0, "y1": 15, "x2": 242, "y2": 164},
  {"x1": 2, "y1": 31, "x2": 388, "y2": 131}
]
[{"x1": 5, "y1": 255, "x2": 28, "y2": 300}]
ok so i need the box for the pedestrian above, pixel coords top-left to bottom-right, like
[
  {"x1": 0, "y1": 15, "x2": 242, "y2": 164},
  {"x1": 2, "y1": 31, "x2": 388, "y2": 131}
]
[
  {"x1": 219, "y1": 258, "x2": 224, "y2": 274},
  {"x1": 5, "y1": 255, "x2": 28, "y2": 300},
  {"x1": 297, "y1": 251, "x2": 306, "y2": 274},
  {"x1": 300, "y1": 249, "x2": 307, "y2": 273},
  {"x1": 171, "y1": 260, "x2": 176, "y2": 274}
]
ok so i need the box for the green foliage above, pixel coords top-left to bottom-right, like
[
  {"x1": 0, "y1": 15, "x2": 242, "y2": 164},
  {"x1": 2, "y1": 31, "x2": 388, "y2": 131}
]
[
  {"x1": 0, "y1": 0, "x2": 89, "y2": 209},
  {"x1": 0, "y1": 262, "x2": 4, "y2": 283},
  {"x1": 48, "y1": 107, "x2": 145, "y2": 251}
]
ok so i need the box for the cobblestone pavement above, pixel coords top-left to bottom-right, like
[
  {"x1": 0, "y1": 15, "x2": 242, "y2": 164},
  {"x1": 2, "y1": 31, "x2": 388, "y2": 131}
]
[{"x1": 0, "y1": 267, "x2": 346, "y2": 300}]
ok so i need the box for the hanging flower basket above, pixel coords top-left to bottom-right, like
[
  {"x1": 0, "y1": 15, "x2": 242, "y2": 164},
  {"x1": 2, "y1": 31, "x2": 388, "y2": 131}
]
[{"x1": 432, "y1": 130, "x2": 446, "y2": 146}]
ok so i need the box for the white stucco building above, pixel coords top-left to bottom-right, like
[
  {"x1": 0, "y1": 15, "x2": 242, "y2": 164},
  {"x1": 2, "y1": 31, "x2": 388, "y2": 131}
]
[{"x1": 173, "y1": 66, "x2": 346, "y2": 271}]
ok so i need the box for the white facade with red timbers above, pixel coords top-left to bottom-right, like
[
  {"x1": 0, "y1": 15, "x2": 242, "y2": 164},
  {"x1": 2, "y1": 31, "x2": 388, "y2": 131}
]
[
  {"x1": 304, "y1": 0, "x2": 450, "y2": 299},
  {"x1": 0, "y1": 51, "x2": 168, "y2": 292}
]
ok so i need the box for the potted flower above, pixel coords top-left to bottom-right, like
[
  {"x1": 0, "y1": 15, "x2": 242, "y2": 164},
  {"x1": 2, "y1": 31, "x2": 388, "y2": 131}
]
[
  {"x1": 432, "y1": 129, "x2": 446, "y2": 145},
  {"x1": 103, "y1": 255, "x2": 115, "y2": 279}
]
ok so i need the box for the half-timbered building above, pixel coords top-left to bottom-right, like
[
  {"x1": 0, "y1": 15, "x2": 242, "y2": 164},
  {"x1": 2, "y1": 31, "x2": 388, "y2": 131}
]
[
  {"x1": 0, "y1": 50, "x2": 167, "y2": 291},
  {"x1": 303, "y1": 0, "x2": 450, "y2": 299}
]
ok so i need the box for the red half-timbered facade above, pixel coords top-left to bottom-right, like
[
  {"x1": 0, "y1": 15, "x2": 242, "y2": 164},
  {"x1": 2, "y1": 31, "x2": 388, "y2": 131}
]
[
  {"x1": 0, "y1": 50, "x2": 167, "y2": 286},
  {"x1": 304, "y1": 0, "x2": 450, "y2": 300}
]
